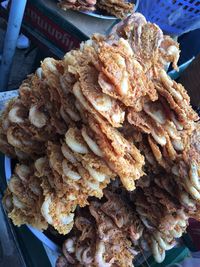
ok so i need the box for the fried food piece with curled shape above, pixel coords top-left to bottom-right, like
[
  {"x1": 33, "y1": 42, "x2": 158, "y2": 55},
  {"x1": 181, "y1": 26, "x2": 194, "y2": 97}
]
[
  {"x1": 64, "y1": 127, "x2": 115, "y2": 198},
  {"x1": 90, "y1": 201, "x2": 135, "y2": 267},
  {"x1": 58, "y1": 0, "x2": 96, "y2": 12},
  {"x1": 37, "y1": 125, "x2": 115, "y2": 234},
  {"x1": 172, "y1": 122, "x2": 200, "y2": 202},
  {"x1": 41, "y1": 194, "x2": 75, "y2": 235},
  {"x1": 0, "y1": 68, "x2": 71, "y2": 159},
  {"x1": 97, "y1": 0, "x2": 133, "y2": 19},
  {"x1": 132, "y1": 173, "x2": 189, "y2": 263},
  {"x1": 156, "y1": 70, "x2": 198, "y2": 127},
  {"x1": 87, "y1": 114, "x2": 144, "y2": 191},
  {"x1": 79, "y1": 63, "x2": 125, "y2": 127},
  {"x1": 98, "y1": 39, "x2": 155, "y2": 110},
  {"x1": 3, "y1": 164, "x2": 47, "y2": 230},
  {"x1": 58, "y1": 195, "x2": 139, "y2": 267},
  {"x1": 110, "y1": 12, "x2": 180, "y2": 70}
]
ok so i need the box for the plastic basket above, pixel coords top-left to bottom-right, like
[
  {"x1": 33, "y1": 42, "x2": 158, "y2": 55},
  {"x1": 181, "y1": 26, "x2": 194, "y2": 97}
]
[{"x1": 137, "y1": 0, "x2": 200, "y2": 35}]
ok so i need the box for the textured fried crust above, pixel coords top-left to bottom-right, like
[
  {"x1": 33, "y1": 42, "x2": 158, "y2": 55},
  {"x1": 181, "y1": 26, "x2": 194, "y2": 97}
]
[
  {"x1": 78, "y1": 63, "x2": 125, "y2": 127},
  {"x1": 1, "y1": 12, "x2": 200, "y2": 263},
  {"x1": 58, "y1": 194, "x2": 140, "y2": 267},
  {"x1": 58, "y1": 0, "x2": 96, "y2": 12},
  {"x1": 3, "y1": 165, "x2": 47, "y2": 230},
  {"x1": 98, "y1": 41, "x2": 152, "y2": 109},
  {"x1": 97, "y1": 0, "x2": 133, "y2": 19},
  {"x1": 88, "y1": 114, "x2": 144, "y2": 190}
]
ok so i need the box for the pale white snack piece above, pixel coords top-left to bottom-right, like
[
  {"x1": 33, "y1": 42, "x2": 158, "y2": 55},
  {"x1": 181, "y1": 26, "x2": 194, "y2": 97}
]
[
  {"x1": 8, "y1": 106, "x2": 24, "y2": 123},
  {"x1": 62, "y1": 159, "x2": 81, "y2": 181},
  {"x1": 151, "y1": 238, "x2": 165, "y2": 263},
  {"x1": 65, "y1": 128, "x2": 88, "y2": 154},
  {"x1": 81, "y1": 128, "x2": 103, "y2": 157},
  {"x1": 41, "y1": 196, "x2": 53, "y2": 224},
  {"x1": 15, "y1": 164, "x2": 31, "y2": 181},
  {"x1": 29, "y1": 105, "x2": 47, "y2": 128},
  {"x1": 95, "y1": 241, "x2": 112, "y2": 267},
  {"x1": 61, "y1": 143, "x2": 77, "y2": 164},
  {"x1": 143, "y1": 102, "x2": 166, "y2": 125}
]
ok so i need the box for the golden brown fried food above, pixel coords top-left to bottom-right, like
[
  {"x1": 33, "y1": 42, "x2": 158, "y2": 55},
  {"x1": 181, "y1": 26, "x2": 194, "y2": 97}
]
[
  {"x1": 110, "y1": 12, "x2": 179, "y2": 70},
  {"x1": 172, "y1": 122, "x2": 200, "y2": 202},
  {"x1": 79, "y1": 63, "x2": 125, "y2": 127},
  {"x1": 58, "y1": 193, "x2": 141, "y2": 267},
  {"x1": 58, "y1": 0, "x2": 96, "y2": 12},
  {"x1": 98, "y1": 39, "x2": 154, "y2": 110},
  {"x1": 127, "y1": 87, "x2": 198, "y2": 171},
  {"x1": 0, "y1": 61, "x2": 77, "y2": 159},
  {"x1": 156, "y1": 71, "x2": 198, "y2": 127},
  {"x1": 132, "y1": 172, "x2": 189, "y2": 263},
  {"x1": 32, "y1": 124, "x2": 116, "y2": 234},
  {"x1": 97, "y1": 0, "x2": 133, "y2": 19},
  {"x1": 64, "y1": 127, "x2": 115, "y2": 197},
  {"x1": 1, "y1": 12, "x2": 200, "y2": 263},
  {"x1": 41, "y1": 193, "x2": 75, "y2": 235},
  {"x1": 88, "y1": 114, "x2": 144, "y2": 190},
  {"x1": 3, "y1": 164, "x2": 47, "y2": 230}
]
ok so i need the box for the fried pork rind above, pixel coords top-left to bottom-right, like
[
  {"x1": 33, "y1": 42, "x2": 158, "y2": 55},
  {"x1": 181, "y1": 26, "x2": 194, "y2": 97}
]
[
  {"x1": 3, "y1": 164, "x2": 47, "y2": 230},
  {"x1": 110, "y1": 12, "x2": 179, "y2": 70},
  {"x1": 32, "y1": 124, "x2": 115, "y2": 235},
  {"x1": 1, "y1": 11, "x2": 200, "y2": 264},
  {"x1": 58, "y1": 193, "x2": 141, "y2": 267},
  {"x1": 156, "y1": 71, "x2": 198, "y2": 126},
  {"x1": 35, "y1": 153, "x2": 86, "y2": 235},
  {"x1": 64, "y1": 41, "x2": 127, "y2": 127},
  {"x1": 90, "y1": 202, "x2": 135, "y2": 267},
  {"x1": 0, "y1": 65, "x2": 71, "y2": 159},
  {"x1": 0, "y1": 129, "x2": 16, "y2": 158},
  {"x1": 127, "y1": 89, "x2": 198, "y2": 171},
  {"x1": 64, "y1": 127, "x2": 115, "y2": 198},
  {"x1": 58, "y1": 0, "x2": 96, "y2": 12},
  {"x1": 172, "y1": 122, "x2": 200, "y2": 203},
  {"x1": 101, "y1": 190, "x2": 142, "y2": 234},
  {"x1": 97, "y1": 0, "x2": 133, "y2": 19},
  {"x1": 41, "y1": 194, "x2": 75, "y2": 235},
  {"x1": 97, "y1": 39, "x2": 156, "y2": 110},
  {"x1": 0, "y1": 99, "x2": 23, "y2": 158},
  {"x1": 41, "y1": 58, "x2": 81, "y2": 126},
  {"x1": 131, "y1": 173, "x2": 189, "y2": 263},
  {"x1": 87, "y1": 114, "x2": 144, "y2": 191},
  {"x1": 79, "y1": 63, "x2": 125, "y2": 127}
]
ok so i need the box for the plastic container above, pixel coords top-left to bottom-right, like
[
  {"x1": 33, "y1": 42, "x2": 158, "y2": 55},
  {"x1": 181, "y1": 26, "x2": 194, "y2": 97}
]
[{"x1": 137, "y1": 0, "x2": 200, "y2": 35}]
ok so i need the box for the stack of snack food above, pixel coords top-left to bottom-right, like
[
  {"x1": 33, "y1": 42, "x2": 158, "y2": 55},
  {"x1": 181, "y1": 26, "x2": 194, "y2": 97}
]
[
  {"x1": 1, "y1": 12, "x2": 200, "y2": 266},
  {"x1": 132, "y1": 173, "x2": 189, "y2": 263},
  {"x1": 0, "y1": 59, "x2": 70, "y2": 160},
  {"x1": 3, "y1": 162, "x2": 47, "y2": 230},
  {"x1": 58, "y1": 0, "x2": 97, "y2": 12},
  {"x1": 56, "y1": 189, "x2": 144, "y2": 267},
  {"x1": 96, "y1": 0, "x2": 133, "y2": 19},
  {"x1": 58, "y1": 0, "x2": 134, "y2": 19}
]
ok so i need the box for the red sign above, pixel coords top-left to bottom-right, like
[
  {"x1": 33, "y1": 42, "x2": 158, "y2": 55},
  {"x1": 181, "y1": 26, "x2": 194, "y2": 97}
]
[{"x1": 24, "y1": 3, "x2": 81, "y2": 52}]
